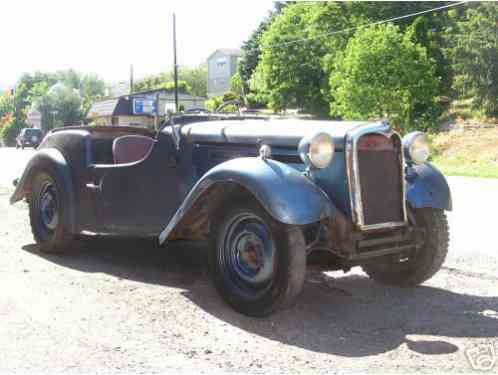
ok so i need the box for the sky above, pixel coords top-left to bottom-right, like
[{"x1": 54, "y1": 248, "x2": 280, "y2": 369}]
[{"x1": 0, "y1": 0, "x2": 274, "y2": 90}]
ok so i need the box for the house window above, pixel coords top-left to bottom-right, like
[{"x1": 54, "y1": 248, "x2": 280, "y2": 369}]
[{"x1": 216, "y1": 57, "x2": 227, "y2": 68}]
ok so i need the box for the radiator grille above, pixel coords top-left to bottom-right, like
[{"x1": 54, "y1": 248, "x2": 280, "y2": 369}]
[{"x1": 357, "y1": 134, "x2": 404, "y2": 226}]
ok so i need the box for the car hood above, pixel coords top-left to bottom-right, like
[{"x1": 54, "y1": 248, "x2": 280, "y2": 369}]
[{"x1": 181, "y1": 118, "x2": 378, "y2": 150}]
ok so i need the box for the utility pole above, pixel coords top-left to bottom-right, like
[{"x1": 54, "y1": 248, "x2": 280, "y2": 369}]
[
  {"x1": 130, "y1": 64, "x2": 134, "y2": 94},
  {"x1": 173, "y1": 13, "x2": 179, "y2": 112}
]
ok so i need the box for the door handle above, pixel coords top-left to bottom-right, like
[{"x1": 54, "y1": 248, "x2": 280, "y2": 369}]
[{"x1": 86, "y1": 182, "x2": 102, "y2": 193}]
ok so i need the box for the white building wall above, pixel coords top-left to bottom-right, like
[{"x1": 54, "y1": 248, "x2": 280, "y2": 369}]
[{"x1": 208, "y1": 50, "x2": 237, "y2": 97}]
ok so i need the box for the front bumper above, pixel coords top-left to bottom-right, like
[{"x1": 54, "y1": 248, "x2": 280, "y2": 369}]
[
  {"x1": 316, "y1": 209, "x2": 424, "y2": 262},
  {"x1": 20, "y1": 141, "x2": 39, "y2": 147},
  {"x1": 346, "y1": 226, "x2": 424, "y2": 261}
]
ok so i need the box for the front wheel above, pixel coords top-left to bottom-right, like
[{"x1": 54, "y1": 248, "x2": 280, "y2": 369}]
[
  {"x1": 363, "y1": 208, "x2": 449, "y2": 286},
  {"x1": 209, "y1": 201, "x2": 306, "y2": 317},
  {"x1": 29, "y1": 169, "x2": 75, "y2": 253}
]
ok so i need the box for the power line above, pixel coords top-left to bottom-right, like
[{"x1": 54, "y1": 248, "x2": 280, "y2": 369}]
[{"x1": 253, "y1": 1, "x2": 468, "y2": 52}]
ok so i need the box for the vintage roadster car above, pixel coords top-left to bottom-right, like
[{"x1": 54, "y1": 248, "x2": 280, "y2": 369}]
[
  {"x1": 11, "y1": 115, "x2": 451, "y2": 316},
  {"x1": 16, "y1": 128, "x2": 43, "y2": 149}
]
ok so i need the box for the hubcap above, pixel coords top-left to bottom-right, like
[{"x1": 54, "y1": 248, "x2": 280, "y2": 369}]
[
  {"x1": 39, "y1": 182, "x2": 59, "y2": 231},
  {"x1": 220, "y1": 213, "x2": 276, "y2": 294}
]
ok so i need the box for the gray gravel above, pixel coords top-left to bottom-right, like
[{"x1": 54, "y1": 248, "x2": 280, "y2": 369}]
[{"x1": 0, "y1": 147, "x2": 497, "y2": 373}]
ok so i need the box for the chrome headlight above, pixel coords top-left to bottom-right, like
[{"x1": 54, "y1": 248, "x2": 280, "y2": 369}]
[
  {"x1": 403, "y1": 131, "x2": 430, "y2": 164},
  {"x1": 298, "y1": 132, "x2": 335, "y2": 169}
]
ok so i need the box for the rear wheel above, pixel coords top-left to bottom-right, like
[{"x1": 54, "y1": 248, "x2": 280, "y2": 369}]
[
  {"x1": 29, "y1": 170, "x2": 75, "y2": 253},
  {"x1": 362, "y1": 208, "x2": 449, "y2": 286},
  {"x1": 209, "y1": 201, "x2": 306, "y2": 317}
]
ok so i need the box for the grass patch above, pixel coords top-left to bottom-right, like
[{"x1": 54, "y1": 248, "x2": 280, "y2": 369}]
[
  {"x1": 431, "y1": 156, "x2": 498, "y2": 178},
  {"x1": 443, "y1": 98, "x2": 498, "y2": 124},
  {"x1": 429, "y1": 127, "x2": 498, "y2": 178}
]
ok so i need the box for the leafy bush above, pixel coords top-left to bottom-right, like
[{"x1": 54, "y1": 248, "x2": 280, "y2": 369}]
[
  {"x1": 205, "y1": 96, "x2": 224, "y2": 112},
  {"x1": 205, "y1": 92, "x2": 242, "y2": 113},
  {"x1": 1, "y1": 117, "x2": 26, "y2": 147},
  {"x1": 329, "y1": 24, "x2": 440, "y2": 132},
  {"x1": 246, "y1": 92, "x2": 268, "y2": 109}
]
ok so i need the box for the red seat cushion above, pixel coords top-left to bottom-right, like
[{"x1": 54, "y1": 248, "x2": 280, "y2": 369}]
[{"x1": 112, "y1": 135, "x2": 155, "y2": 164}]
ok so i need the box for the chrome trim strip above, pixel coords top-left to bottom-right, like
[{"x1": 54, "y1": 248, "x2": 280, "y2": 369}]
[{"x1": 344, "y1": 121, "x2": 407, "y2": 231}]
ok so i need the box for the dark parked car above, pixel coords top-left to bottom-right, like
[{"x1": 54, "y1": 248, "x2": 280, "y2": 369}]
[
  {"x1": 10, "y1": 116, "x2": 451, "y2": 316},
  {"x1": 16, "y1": 128, "x2": 43, "y2": 149}
]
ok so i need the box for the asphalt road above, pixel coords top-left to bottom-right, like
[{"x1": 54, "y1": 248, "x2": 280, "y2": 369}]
[{"x1": 0, "y1": 147, "x2": 497, "y2": 373}]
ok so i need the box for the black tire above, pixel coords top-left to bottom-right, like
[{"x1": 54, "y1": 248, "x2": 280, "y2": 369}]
[
  {"x1": 29, "y1": 169, "x2": 74, "y2": 253},
  {"x1": 209, "y1": 201, "x2": 306, "y2": 317},
  {"x1": 362, "y1": 208, "x2": 449, "y2": 286}
]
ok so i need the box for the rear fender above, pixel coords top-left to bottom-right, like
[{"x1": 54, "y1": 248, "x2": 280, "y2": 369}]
[
  {"x1": 10, "y1": 148, "x2": 76, "y2": 232},
  {"x1": 159, "y1": 157, "x2": 336, "y2": 244},
  {"x1": 406, "y1": 162, "x2": 452, "y2": 211}
]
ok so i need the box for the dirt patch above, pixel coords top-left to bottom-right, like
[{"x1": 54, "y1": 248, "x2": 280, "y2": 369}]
[{"x1": 431, "y1": 127, "x2": 498, "y2": 163}]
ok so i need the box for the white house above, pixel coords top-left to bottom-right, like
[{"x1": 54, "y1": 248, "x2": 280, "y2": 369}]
[
  {"x1": 27, "y1": 107, "x2": 42, "y2": 129},
  {"x1": 207, "y1": 48, "x2": 241, "y2": 97}
]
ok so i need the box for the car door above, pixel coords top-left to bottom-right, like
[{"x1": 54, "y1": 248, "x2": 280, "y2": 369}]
[{"x1": 91, "y1": 133, "x2": 181, "y2": 236}]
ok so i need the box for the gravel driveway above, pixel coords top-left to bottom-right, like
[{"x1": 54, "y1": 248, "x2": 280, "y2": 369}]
[{"x1": 0, "y1": 147, "x2": 496, "y2": 373}]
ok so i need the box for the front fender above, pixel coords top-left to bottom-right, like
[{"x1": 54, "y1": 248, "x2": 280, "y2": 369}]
[
  {"x1": 10, "y1": 148, "x2": 76, "y2": 232},
  {"x1": 406, "y1": 162, "x2": 452, "y2": 211},
  {"x1": 159, "y1": 157, "x2": 335, "y2": 245}
]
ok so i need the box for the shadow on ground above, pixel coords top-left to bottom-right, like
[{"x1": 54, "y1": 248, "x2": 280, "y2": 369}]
[{"x1": 22, "y1": 238, "x2": 498, "y2": 358}]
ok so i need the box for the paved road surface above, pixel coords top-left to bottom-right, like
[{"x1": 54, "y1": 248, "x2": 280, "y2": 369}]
[{"x1": 0, "y1": 147, "x2": 496, "y2": 373}]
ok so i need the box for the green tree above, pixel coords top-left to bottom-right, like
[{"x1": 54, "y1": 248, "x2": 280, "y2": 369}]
[
  {"x1": 33, "y1": 94, "x2": 56, "y2": 133},
  {"x1": 80, "y1": 74, "x2": 106, "y2": 114},
  {"x1": 133, "y1": 65, "x2": 206, "y2": 97},
  {"x1": 257, "y1": 4, "x2": 317, "y2": 114},
  {"x1": 257, "y1": 2, "x2": 357, "y2": 116},
  {"x1": 133, "y1": 75, "x2": 191, "y2": 95},
  {"x1": 448, "y1": 2, "x2": 498, "y2": 115},
  {"x1": 230, "y1": 73, "x2": 244, "y2": 96},
  {"x1": 347, "y1": 0, "x2": 455, "y2": 91},
  {"x1": 50, "y1": 85, "x2": 83, "y2": 126},
  {"x1": 0, "y1": 93, "x2": 14, "y2": 119},
  {"x1": 13, "y1": 70, "x2": 105, "y2": 121},
  {"x1": 238, "y1": 2, "x2": 290, "y2": 86},
  {"x1": 1, "y1": 117, "x2": 26, "y2": 147},
  {"x1": 178, "y1": 65, "x2": 207, "y2": 97},
  {"x1": 250, "y1": 2, "x2": 455, "y2": 116},
  {"x1": 238, "y1": 18, "x2": 271, "y2": 86},
  {"x1": 330, "y1": 24, "x2": 439, "y2": 132},
  {"x1": 34, "y1": 84, "x2": 83, "y2": 130}
]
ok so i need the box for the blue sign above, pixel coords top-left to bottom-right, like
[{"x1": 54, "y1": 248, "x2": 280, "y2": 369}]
[{"x1": 133, "y1": 97, "x2": 156, "y2": 115}]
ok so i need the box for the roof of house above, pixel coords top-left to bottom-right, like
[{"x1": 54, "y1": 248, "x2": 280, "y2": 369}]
[
  {"x1": 127, "y1": 88, "x2": 187, "y2": 97},
  {"x1": 87, "y1": 90, "x2": 206, "y2": 119},
  {"x1": 207, "y1": 48, "x2": 242, "y2": 61},
  {"x1": 87, "y1": 97, "x2": 132, "y2": 119}
]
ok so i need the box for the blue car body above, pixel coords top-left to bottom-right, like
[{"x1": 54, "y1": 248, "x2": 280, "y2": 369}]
[{"x1": 11, "y1": 115, "x2": 451, "y2": 263}]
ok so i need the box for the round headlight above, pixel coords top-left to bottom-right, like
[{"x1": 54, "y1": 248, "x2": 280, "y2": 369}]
[
  {"x1": 299, "y1": 132, "x2": 334, "y2": 169},
  {"x1": 403, "y1": 131, "x2": 430, "y2": 164}
]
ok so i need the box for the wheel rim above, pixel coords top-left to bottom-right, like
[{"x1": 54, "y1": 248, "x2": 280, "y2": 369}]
[
  {"x1": 219, "y1": 213, "x2": 276, "y2": 296},
  {"x1": 38, "y1": 181, "x2": 59, "y2": 231}
]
